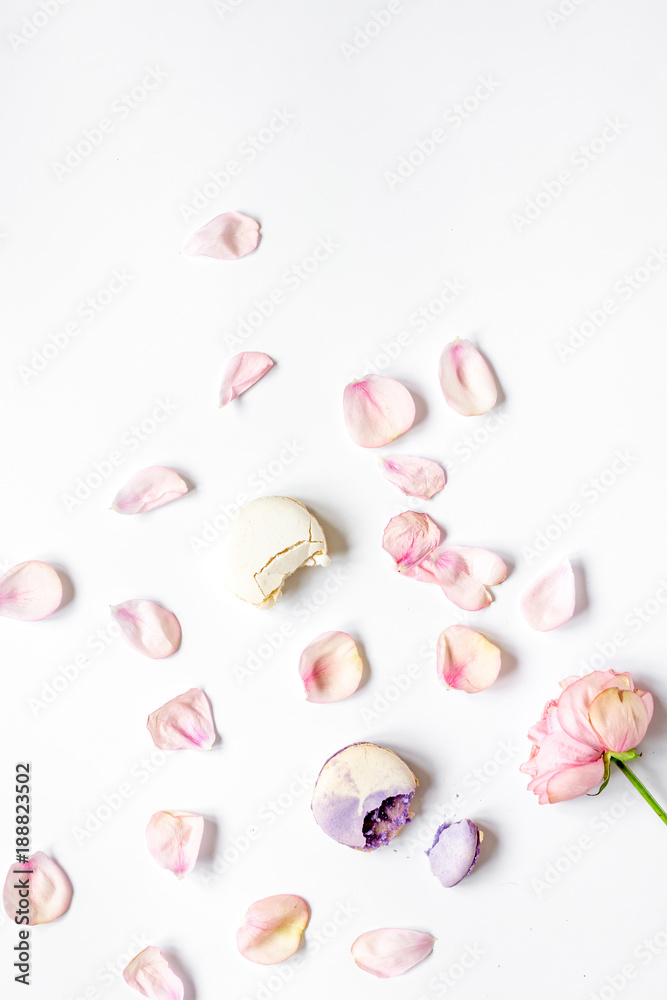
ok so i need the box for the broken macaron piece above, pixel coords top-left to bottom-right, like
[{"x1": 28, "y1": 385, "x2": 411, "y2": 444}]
[
  {"x1": 312, "y1": 743, "x2": 418, "y2": 850},
  {"x1": 220, "y1": 496, "x2": 330, "y2": 608},
  {"x1": 426, "y1": 819, "x2": 482, "y2": 887}
]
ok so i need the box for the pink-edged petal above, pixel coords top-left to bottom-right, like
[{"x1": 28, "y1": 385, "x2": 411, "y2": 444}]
[
  {"x1": 219, "y1": 352, "x2": 274, "y2": 407},
  {"x1": 419, "y1": 546, "x2": 507, "y2": 610},
  {"x1": 343, "y1": 375, "x2": 415, "y2": 448},
  {"x1": 436, "y1": 625, "x2": 501, "y2": 693},
  {"x1": 237, "y1": 894, "x2": 309, "y2": 965},
  {"x1": 521, "y1": 559, "x2": 575, "y2": 631},
  {"x1": 0, "y1": 561, "x2": 63, "y2": 621},
  {"x1": 520, "y1": 728, "x2": 605, "y2": 803},
  {"x1": 145, "y1": 811, "x2": 204, "y2": 878},
  {"x1": 111, "y1": 599, "x2": 182, "y2": 659},
  {"x1": 382, "y1": 511, "x2": 441, "y2": 572},
  {"x1": 351, "y1": 928, "x2": 435, "y2": 978},
  {"x1": 438, "y1": 338, "x2": 497, "y2": 416},
  {"x1": 3, "y1": 852, "x2": 72, "y2": 925},
  {"x1": 147, "y1": 688, "x2": 215, "y2": 751},
  {"x1": 112, "y1": 467, "x2": 189, "y2": 515},
  {"x1": 379, "y1": 455, "x2": 446, "y2": 500},
  {"x1": 589, "y1": 688, "x2": 652, "y2": 753},
  {"x1": 298, "y1": 630, "x2": 363, "y2": 703},
  {"x1": 182, "y1": 211, "x2": 260, "y2": 260},
  {"x1": 123, "y1": 946, "x2": 184, "y2": 999}
]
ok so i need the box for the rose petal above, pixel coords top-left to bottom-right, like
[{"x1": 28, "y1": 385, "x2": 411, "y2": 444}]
[
  {"x1": 426, "y1": 820, "x2": 482, "y2": 887},
  {"x1": 436, "y1": 625, "x2": 501, "y2": 692},
  {"x1": 123, "y1": 946, "x2": 184, "y2": 999},
  {"x1": 382, "y1": 511, "x2": 441, "y2": 572},
  {"x1": 589, "y1": 688, "x2": 651, "y2": 753},
  {"x1": 418, "y1": 545, "x2": 507, "y2": 610},
  {"x1": 438, "y1": 339, "x2": 497, "y2": 415},
  {"x1": 145, "y1": 811, "x2": 204, "y2": 878},
  {"x1": 556, "y1": 670, "x2": 635, "y2": 750},
  {"x1": 0, "y1": 561, "x2": 63, "y2": 621},
  {"x1": 182, "y1": 210, "x2": 260, "y2": 260},
  {"x1": 237, "y1": 894, "x2": 309, "y2": 965},
  {"x1": 299, "y1": 630, "x2": 363, "y2": 703},
  {"x1": 521, "y1": 559, "x2": 576, "y2": 631},
  {"x1": 379, "y1": 455, "x2": 446, "y2": 500},
  {"x1": 147, "y1": 688, "x2": 215, "y2": 751},
  {"x1": 3, "y1": 852, "x2": 72, "y2": 924},
  {"x1": 351, "y1": 928, "x2": 435, "y2": 978},
  {"x1": 343, "y1": 375, "x2": 415, "y2": 448},
  {"x1": 111, "y1": 467, "x2": 189, "y2": 515},
  {"x1": 520, "y1": 729, "x2": 606, "y2": 803},
  {"x1": 111, "y1": 599, "x2": 182, "y2": 659},
  {"x1": 219, "y1": 352, "x2": 274, "y2": 407}
]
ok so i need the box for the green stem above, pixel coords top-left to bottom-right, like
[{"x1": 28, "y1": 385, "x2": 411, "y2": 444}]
[{"x1": 613, "y1": 759, "x2": 667, "y2": 826}]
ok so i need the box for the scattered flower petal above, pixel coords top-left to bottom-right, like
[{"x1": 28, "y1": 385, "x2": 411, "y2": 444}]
[
  {"x1": 436, "y1": 625, "x2": 501, "y2": 692},
  {"x1": 521, "y1": 559, "x2": 576, "y2": 631},
  {"x1": 312, "y1": 743, "x2": 418, "y2": 850},
  {"x1": 219, "y1": 352, "x2": 274, "y2": 407},
  {"x1": 147, "y1": 688, "x2": 215, "y2": 751},
  {"x1": 299, "y1": 631, "x2": 363, "y2": 703},
  {"x1": 439, "y1": 339, "x2": 497, "y2": 415},
  {"x1": 182, "y1": 210, "x2": 260, "y2": 260},
  {"x1": 237, "y1": 894, "x2": 309, "y2": 965},
  {"x1": 111, "y1": 467, "x2": 189, "y2": 515},
  {"x1": 379, "y1": 454, "x2": 446, "y2": 499},
  {"x1": 343, "y1": 374, "x2": 415, "y2": 448},
  {"x1": 3, "y1": 852, "x2": 72, "y2": 924},
  {"x1": 351, "y1": 928, "x2": 435, "y2": 978},
  {"x1": 427, "y1": 820, "x2": 482, "y2": 887},
  {"x1": 382, "y1": 511, "x2": 441, "y2": 572},
  {"x1": 588, "y1": 688, "x2": 651, "y2": 754},
  {"x1": 111, "y1": 599, "x2": 182, "y2": 659},
  {"x1": 145, "y1": 811, "x2": 204, "y2": 878},
  {"x1": 0, "y1": 561, "x2": 62, "y2": 621},
  {"x1": 399, "y1": 542, "x2": 507, "y2": 610},
  {"x1": 123, "y1": 946, "x2": 184, "y2": 999}
]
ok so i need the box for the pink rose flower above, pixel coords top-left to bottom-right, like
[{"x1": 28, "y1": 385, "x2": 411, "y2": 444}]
[{"x1": 521, "y1": 670, "x2": 653, "y2": 804}]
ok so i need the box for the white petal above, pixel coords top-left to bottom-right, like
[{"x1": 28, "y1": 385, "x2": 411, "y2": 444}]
[{"x1": 521, "y1": 559, "x2": 575, "y2": 631}]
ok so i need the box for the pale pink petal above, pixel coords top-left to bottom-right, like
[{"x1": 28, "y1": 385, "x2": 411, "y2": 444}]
[
  {"x1": 589, "y1": 688, "x2": 652, "y2": 753},
  {"x1": 219, "y1": 352, "x2": 274, "y2": 407},
  {"x1": 436, "y1": 625, "x2": 501, "y2": 693},
  {"x1": 123, "y1": 946, "x2": 184, "y2": 999},
  {"x1": 379, "y1": 455, "x2": 446, "y2": 499},
  {"x1": 521, "y1": 559, "x2": 576, "y2": 631},
  {"x1": 351, "y1": 928, "x2": 435, "y2": 978},
  {"x1": 299, "y1": 631, "x2": 363, "y2": 703},
  {"x1": 418, "y1": 545, "x2": 507, "y2": 610},
  {"x1": 382, "y1": 511, "x2": 441, "y2": 572},
  {"x1": 112, "y1": 467, "x2": 189, "y2": 515},
  {"x1": 147, "y1": 688, "x2": 215, "y2": 751},
  {"x1": 438, "y1": 338, "x2": 497, "y2": 416},
  {"x1": 237, "y1": 894, "x2": 309, "y2": 965},
  {"x1": 145, "y1": 811, "x2": 204, "y2": 878},
  {"x1": 520, "y1": 727, "x2": 605, "y2": 803},
  {"x1": 0, "y1": 561, "x2": 63, "y2": 621},
  {"x1": 111, "y1": 600, "x2": 181, "y2": 659},
  {"x1": 3, "y1": 852, "x2": 72, "y2": 925},
  {"x1": 343, "y1": 375, "x2": 415, "y2": 448},
  {"x1": 182, "y1": 210, "x2": 260, "y2": 260}
]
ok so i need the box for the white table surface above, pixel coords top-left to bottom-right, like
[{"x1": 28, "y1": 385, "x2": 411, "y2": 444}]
[{"x1": 2, "y1": 1, "x2": 667, "y2": 998}]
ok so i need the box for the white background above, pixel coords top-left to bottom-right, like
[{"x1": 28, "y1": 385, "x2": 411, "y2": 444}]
[{"x1": 1, "y1": 1, "x2": 667, "y2": 998}]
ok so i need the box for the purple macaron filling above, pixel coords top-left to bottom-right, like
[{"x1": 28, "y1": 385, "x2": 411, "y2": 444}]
[{"x1": 362, "y1": 792, "x2": 414, "y2": 850}]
